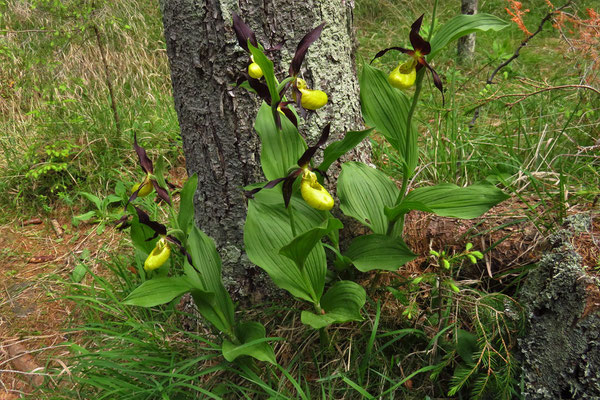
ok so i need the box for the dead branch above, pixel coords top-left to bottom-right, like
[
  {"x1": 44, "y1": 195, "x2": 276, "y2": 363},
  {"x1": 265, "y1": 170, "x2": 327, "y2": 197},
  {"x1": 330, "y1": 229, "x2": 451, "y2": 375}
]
[{"x1": 487, "y1": 1, "x2": 573, "y2": 85}]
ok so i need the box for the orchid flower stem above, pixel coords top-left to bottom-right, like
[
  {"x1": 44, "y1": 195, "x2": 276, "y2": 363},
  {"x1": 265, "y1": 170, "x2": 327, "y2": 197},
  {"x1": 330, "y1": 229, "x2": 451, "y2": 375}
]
[
  {"x1": 288, "y1": 203, "x2": 297, "y2": 237},
  {"x1": 428, "y1": 0, "x2": 438, "y2": 42},
  {"x1": 386, "y1": 71, "x2": 425, "y2": 237},
  {"x1": 319, "y1": 327, "x2": 330, "y2": 348},
  {"x1": 387, "y1": 1, "x2": 439, "y2": 237}
]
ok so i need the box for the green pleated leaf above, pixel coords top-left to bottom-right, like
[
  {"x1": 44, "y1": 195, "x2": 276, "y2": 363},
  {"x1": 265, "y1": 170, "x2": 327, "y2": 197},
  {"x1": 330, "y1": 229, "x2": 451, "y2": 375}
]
[
  {"x1": 244, "y1": 189, "x2": 328, "y2": 303},
  {"x1": 430, "y1": 14, "x2": 509, "y2": 59},
  {"x1": 345, "y1": 234, "x2": 416, "y2": 272},
  {"x1": 248, "y1": 43, "x2": 279, "y2": 105},
  {"x1": 280, "y1": 218, "x2": 343, "y2": 270},
  {"x1": 359, "y1": 63, "x2": 417, "y2": 175},
  {"x1": 186, "y1": 226, "x2": 235, "y2": 334},
  {"x1": 177, "y1": 173, "x2": 198, "y2": 234},
  {"x1": 301, "y1": 281, "x2": 366, "y2": 329},
  {"x1": 337, "y1": 162, "x2": 401, "y2": 236},
  {"x1": 123, "y1": 276, "x2": 204, "y2": 307},
  {"x1": 222, "y1": 321, "x2": 277, "y2": 364},
  {"x1": 254, "y1": 102, "x2": 307, "y2": 181},
  {"x1": 317, "y1": 128, "x2": 373, "y2": 172},
  {"x1": 385, "y1": 183, "x2": 509, "y2": 222}
]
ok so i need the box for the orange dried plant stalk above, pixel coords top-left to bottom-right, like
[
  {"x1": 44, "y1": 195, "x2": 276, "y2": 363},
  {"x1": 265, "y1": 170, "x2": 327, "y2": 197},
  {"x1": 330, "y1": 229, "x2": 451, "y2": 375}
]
[{"x1": 506, "y1": 0, "x2": 533, "y2": 36}]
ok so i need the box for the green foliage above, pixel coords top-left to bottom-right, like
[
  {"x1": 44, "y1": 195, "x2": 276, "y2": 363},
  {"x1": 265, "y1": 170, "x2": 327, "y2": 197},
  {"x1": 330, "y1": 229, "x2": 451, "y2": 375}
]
[
  {"x1": 359, "y1": 64, "x2": 418, "y2": 175},
  {"x1": 18, "y1": 0, "x2": 599, "y2": 398}
]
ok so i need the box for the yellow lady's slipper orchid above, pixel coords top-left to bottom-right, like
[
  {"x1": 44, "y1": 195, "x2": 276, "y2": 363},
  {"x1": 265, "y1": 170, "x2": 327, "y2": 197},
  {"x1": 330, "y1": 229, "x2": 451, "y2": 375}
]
[
  {"x1": 248, "y1": 56, "x2": 263, "y2": 79},
  {"x1": 371, "y1": 14, "x2": 444, "y2": 102},
  {"x1": 300, "y1": 170, "x2": 334, "y2": 211},
  {"x1": 294, "y1": 78, "x2": 328, "y2": 110},
  {"x1": 245, "y1": 124, "x2": 334, "y2": 210},
  {"x1": 388, "y1": 59, "x2": 417, "y2": 90},
  {"x1": 132, "y1": 176, "x2": 154, "y2": 197},
  {"x1": 144, "y1": 237, "x2": 171, "y2": 271}
]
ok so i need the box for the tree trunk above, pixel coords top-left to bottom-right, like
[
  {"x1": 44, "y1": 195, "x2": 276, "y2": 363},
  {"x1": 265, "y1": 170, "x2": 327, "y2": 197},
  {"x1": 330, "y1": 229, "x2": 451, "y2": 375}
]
[
  {"x1": 160, "y1": 0, "x2": 367, "y2": 303},
  {"x1": 457, "y1": 0, "x2": 478, "y2": 64}
]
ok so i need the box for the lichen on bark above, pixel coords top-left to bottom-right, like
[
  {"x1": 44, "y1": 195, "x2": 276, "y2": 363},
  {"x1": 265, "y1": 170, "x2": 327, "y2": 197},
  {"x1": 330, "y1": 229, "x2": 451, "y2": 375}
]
[{"x1": 519, "y1": 214, "x2": 600, "y2": 399}]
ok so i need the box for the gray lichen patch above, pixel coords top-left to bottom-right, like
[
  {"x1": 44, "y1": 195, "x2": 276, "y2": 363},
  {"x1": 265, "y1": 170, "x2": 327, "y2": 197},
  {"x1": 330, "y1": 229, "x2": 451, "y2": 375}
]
[{"x1": 519, "y1": 215, "x2": 600, "y2": 399}]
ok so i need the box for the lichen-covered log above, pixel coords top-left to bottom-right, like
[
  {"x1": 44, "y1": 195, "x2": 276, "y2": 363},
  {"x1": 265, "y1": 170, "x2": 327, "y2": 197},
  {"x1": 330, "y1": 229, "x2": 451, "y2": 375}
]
[
  {"x1": 519, "y1": 214, "x2": 600, "y2": 399},
  {"x1": 160, "y1": 0, "x2": 367, "y2": 302}
]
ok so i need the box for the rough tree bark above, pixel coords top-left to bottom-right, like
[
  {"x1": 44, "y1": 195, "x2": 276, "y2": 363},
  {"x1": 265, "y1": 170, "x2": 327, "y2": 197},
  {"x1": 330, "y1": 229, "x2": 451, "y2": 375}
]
[
  {"x1": 160, "y1": 1, "x2": 367, "y2": 303},
  {"x1": 457, "y1": 0, "x2": 478, "y2": 63}
]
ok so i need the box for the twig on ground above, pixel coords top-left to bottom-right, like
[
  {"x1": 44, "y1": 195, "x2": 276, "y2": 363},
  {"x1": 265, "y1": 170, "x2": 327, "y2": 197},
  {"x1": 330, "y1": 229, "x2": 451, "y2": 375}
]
[{"x1": 487, "y1": 1, "x2": 573, "y2": 85}]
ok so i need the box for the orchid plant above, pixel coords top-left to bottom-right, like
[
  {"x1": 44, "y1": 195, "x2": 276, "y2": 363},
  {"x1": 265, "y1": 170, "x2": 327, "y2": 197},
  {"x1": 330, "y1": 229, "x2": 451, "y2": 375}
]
[
  {"x1": 238, "y1": 9, "x2": 510, "y2": 335},
  {"x1": 116, "y1": 7, "x2": 510, "y2": 366},
  {"x1": 120, "y1": 137, "x2": 276, "y2": 365}
]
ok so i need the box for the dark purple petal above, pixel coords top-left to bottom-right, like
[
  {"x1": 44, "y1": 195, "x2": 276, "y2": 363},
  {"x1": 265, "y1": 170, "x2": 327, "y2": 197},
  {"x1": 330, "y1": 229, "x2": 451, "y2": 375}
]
[
  {"x1": 166, "y1": 235, "x2": 194, "y2": 268},
  {"x1": 272, "y1": 105, "x2": 282, "y2": 130},
  {"x1": 282, "y1": 175, "x2": 296, "y2": 208},
  {"x1": 134, "y1": 206, "x2": 167, "y2": 236},
  {"x1": 124, "y1": 182, "x2": 144, "y2": 212},
  {"x1": 409, "y1": 14, "x2": 431, "y2": 55},
  {"x1": 370, "y1": 47, "x2": 412, "y2": 64},
  {"x1": 289, "y1": 22, "x2": 325, "y2": 76},
  {"x1": 265, "y1": 41, "x2": 284, "y2": 52},
  {"x1": 247, "y1": 74, "x2": 272, "y2": 103},
  {"x1": 278, "y1": 102, "x2": 298, "y2": 128},
  {"x1": 133, "y1": 133, "x2": 154, "y2": 173},
  {"x1": 152, "y1": 180, "x2": 172, "y2": 206},
  {"x1": 165, "y1": 179, "x2": 178, "y2": 190},
  {"x1": 244, "y1": 177, "x2": 287, "y2": 199},
  {"x1": 232, "y1": 13, "x2": 257, "y2": 52},
  {"x1": 297, "y1": 123, "x2": 330, "y2": 167},
  {"x1": 292, "y1": 85, "x2": 307, "y2": 118},
  {"x1": 115, "y1": 214, "x2": 130, "y2": 230},
  {"x1": 423, "y1": 59, "x2": 444, "y2": 103}
]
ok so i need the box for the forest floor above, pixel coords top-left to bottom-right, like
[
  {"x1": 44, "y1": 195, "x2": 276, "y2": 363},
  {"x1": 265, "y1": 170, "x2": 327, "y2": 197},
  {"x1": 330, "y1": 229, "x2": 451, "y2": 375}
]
[
  {"x1": 1, "y1": 194, "x2": 598, "y2": 397},
  {"x1": 0, "y1": 209, "x2": 125, "y2": 397}
]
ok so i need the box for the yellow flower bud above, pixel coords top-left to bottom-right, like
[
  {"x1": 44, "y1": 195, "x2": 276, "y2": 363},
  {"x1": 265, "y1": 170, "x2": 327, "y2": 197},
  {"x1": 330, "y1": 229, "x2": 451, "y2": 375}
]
[
  {"x1": 132, "y1": 178, "x2": 153, "y2": 197},
  {"x1": 144, "y1": 237, "x2": 171, "y2": 271},
  {"x1": 388, "y1": 60, "x2": 417, "y2": 90},
  {"x1": 300, "y1": 170, "x2": 334, "y2": 211},
  {"x1": 294, "y1": 78, "x2": 328, "y2": 110},
  {"x1": 248, "y1": 62, "x2": 263, "y2": 79}
]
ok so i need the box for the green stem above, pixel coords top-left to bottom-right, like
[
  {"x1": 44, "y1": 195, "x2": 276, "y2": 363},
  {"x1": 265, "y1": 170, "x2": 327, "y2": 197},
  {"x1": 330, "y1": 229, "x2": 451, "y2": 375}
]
[
  {"x1": 319, "y1": 327, "x2": 330, "y2": 348},
  {"x1": 386, "y1": 71, "x2": 425, "y2": 236},
  {"x1": 428, "y1": 0, "x2": 438, "y2": 42}
]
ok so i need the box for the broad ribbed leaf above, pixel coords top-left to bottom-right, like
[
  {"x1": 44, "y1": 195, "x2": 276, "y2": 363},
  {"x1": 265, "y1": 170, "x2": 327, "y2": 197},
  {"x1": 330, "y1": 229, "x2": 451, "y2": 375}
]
[
  {"x1": 186, "y1": 226, "x2": 235, "y2": 332},
  {"x1": 248, "y1": 43, "x2": 279, "y2": 105},
  {"x1": 301, "y1": 281, "x2": 365, "y2": 329},
  {"x1": 429, "y1": 14, "x2": 509, "y2": 59},
  {"x1": 385, "y1": 183, "x2": 509, "y2": 222},
  {"x1": 345, "y1": 234, "x2": 416, "y2": 272},
  {"x1": 177, "y1": 173, "x2": 197, "y2": 234},
  {"x1": 359, "y1": 63, "x2": 417, "y2": 176},
  {"x1": 280, "y1": 218, "x2": 343, "y2": 270},
  {"x1": 338, "y1": 162, "x2": 401, "y2": 237},
  {"x1": 254, "y1": 102, "x2": 307, "y2": 180},
  {"x1": 123, "y1": 276, "x2": 201, "y2": 307},
  {"x1": 222, "y1": 322, "x2": 277, "y2": 364},
  {"x1": 244, "y1": 189, "x2": 327, "y2": 303},
  {"x1": 317, "y1": 128, "x2": 373, "y2": 172}
]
